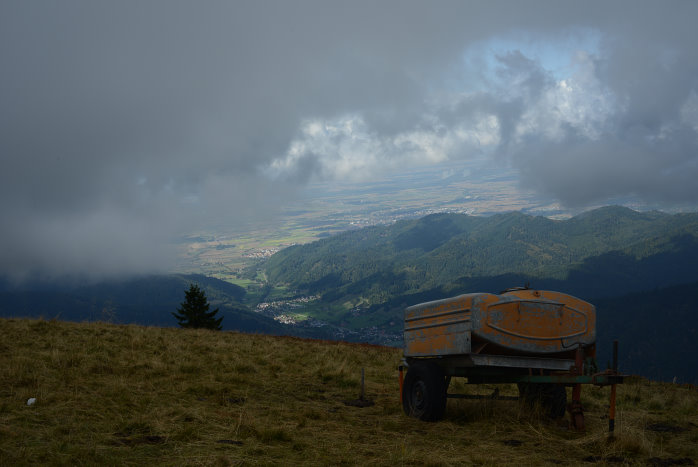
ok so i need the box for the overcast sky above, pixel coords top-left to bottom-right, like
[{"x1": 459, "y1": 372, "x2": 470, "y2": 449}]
[{"x1": 2, "y1": 1, "x2": 698, "y2": 282}]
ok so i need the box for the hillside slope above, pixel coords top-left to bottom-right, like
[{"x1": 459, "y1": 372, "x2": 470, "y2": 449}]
[
  {"x1": 596, "y1": 281, "x2": 698, "y2": 383},
  {"x1": 0, "y1": 274, "x2": 284, "y2": 334},
  {"x1": 260, "y1": 207, "x2": 698, "y2": 351},
  {"x1": 2, "y1": 318, "x2": 697, "y2": 465},
  {"x1": 264, "y1": 206, "x2": 698, "y2": 305}
]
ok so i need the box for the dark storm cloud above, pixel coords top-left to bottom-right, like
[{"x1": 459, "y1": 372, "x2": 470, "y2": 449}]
[{"x1": 1, "y1": 1, "x2": 697, "y2": 280}]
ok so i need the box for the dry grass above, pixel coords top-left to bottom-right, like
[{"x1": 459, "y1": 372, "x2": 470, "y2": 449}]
[{"x1": 1, "y1": 318, "x2": 697, "y2": 466}]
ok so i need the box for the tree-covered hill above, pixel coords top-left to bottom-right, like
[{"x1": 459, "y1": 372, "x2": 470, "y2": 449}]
[
  {"x1": 263, "y1": 206, "x2": 698, "y2": 307},
  {"x1": 596, "y1": 281, "x2": 698, "y2": 384}
]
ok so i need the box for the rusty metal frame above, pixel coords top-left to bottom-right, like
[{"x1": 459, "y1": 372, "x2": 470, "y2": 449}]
[{"x1": 400, "y1": 341, "x2": 624, "y2": 432}]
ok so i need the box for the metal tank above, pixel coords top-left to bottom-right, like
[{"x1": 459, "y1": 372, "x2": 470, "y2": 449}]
[{"x1": 404, "y1": 288, "x2": 595, "y2": 358}]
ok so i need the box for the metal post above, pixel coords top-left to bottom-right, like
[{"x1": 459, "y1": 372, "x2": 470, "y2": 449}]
[
  {"x1": 572, "y1": 344, "x2": 583, "y2": 400},
  {"x1": 569, "y1": 344, "x2": 585, "y2": 430},
  {"x1": 613, "y1": 340, "x2": 618, "y2": 373},
  {"x1": 609, "y1": 340, "x2": 618, "y2": 433},
  {"x1": 609, "y1": 384, "x2": 617, "y2": 433}
]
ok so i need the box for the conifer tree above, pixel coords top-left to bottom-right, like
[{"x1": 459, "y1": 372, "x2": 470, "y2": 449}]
[{"x1": 172, "y1": 284, "x2": 223, "y2": 330}]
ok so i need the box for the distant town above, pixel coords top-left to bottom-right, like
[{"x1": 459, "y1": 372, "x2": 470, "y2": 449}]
[
  {"x1": 253, "y1": 295, "x2": 401, "y2": 345},
  {"x1": 242, "y1": 247, "x2": 286, "y2": 259}
]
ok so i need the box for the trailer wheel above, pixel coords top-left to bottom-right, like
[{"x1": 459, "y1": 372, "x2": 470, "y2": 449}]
[
  {"x1": 402, "y1": 362, "x2": 447, "y2": 421},
  {"x1": 518, "y1": 383, "x2": 567, "y2": 419}
]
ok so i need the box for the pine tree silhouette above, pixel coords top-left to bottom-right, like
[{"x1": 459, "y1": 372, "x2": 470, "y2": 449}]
[{"x1": 172, "y1": 284, "x2": 223, "y2": 330}]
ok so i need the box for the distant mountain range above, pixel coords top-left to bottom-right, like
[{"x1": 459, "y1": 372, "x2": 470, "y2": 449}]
[
  {"x1": 265, "y1": 206, "x2": 698, "y2": 298},
  {"x1": 263, "y1": 205, "x2": 698, "y2": 317},
  {"x1": 3, "y1": 206, "x2": 698, "y2": 382}
]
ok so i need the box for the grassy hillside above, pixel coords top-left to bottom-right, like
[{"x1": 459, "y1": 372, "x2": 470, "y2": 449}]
[{"x1": 3, "y1": 318, "x2": 698, "y2": 465}]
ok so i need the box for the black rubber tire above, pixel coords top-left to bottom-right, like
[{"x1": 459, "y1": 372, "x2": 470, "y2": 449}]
[
  {"x1": 518, "y1": 383, "x2": 567, "y2": 419},
  {"x1": 402, "y1": 362, "x2": 447, "y2": 421}
]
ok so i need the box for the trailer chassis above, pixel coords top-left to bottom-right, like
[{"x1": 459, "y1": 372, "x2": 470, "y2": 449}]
[{"x1": 400, "y1": 341, "x2": 624, "y2": 432}]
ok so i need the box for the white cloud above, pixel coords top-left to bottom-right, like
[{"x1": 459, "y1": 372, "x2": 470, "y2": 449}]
[
  {"x1": 267, "y1": 39, "x2": 616, "y2": 183},
  {"x1": 268, "y1": 24, "x2": 698, "y2": 212},
  {"x1": 515, "y1": 51, "x2": 616, "y2": 142},
  {"x1": 267, "y1": 111, "x2": 501, "y2": 182},
  {"x1": 266, "y1": 115, "x2": 385, "y2": 181}
]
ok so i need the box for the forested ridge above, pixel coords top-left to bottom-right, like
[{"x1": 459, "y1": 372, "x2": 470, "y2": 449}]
[{"x1": 263, "y1": 206, "x2": 698, "y2": 304}]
